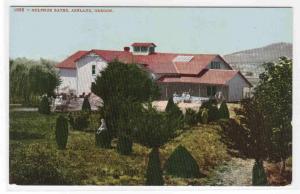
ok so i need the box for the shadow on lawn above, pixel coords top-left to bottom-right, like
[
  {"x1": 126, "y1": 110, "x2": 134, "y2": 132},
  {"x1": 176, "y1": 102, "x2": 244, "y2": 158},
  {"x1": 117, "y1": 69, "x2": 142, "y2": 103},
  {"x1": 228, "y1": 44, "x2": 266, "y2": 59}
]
[{"x1": 10, "y1": 131, "x2": 45, "y2": 140}]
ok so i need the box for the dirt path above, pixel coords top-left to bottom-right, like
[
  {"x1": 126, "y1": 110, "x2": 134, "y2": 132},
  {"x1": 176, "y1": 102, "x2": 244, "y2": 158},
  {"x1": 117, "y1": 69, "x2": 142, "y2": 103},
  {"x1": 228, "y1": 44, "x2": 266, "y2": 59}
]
[{"x1": 212, "y1": 157, "x2": 254, "y2": 186}]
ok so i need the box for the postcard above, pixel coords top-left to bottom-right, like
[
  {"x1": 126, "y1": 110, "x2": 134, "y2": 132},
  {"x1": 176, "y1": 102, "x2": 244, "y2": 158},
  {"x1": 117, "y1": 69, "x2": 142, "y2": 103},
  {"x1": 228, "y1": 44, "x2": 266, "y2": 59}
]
[{"x1": 8, "y1": 3, "x2": 293, "y2": 188}]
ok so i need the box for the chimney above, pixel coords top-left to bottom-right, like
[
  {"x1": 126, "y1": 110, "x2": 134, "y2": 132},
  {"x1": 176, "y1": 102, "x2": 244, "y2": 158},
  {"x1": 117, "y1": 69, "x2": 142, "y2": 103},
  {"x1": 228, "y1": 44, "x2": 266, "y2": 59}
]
[{"x1": 124, "y1": 47, "x2": 130, "y2": 52}]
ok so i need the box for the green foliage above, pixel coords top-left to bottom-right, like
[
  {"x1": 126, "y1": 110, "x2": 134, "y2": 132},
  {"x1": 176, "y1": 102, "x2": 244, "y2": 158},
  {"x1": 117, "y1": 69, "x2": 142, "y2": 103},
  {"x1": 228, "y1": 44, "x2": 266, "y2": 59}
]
[
  {"x1": 255, "y1": 57, "x2": 292, "y2": 165},
  {"x1": 218, "y1": 102, "x2": 230, "y2": 120},
  {"x1": 55, "y1": 115, "x2": 69, "y2": 149},
  {"x1": 134, "y1": 104, "x2": 175, "y2": 148},
  {"x1": 200, "y1": 100, "x2": 219, "y2": 122},
  {"x1": 9, "y1": 144, "x2": 76, "y2": 185},
  {"x1": 91, "y1": 61, "x2": 159, "y2": 137},
  {"x1": 116, "y1": 134, "x2": 133, "y2": 155},
  {"x1": 95, "y1": 129, "x2": 112, "y2": 148},
  {"x1": 165, "y1": 97, "x2": 184, "y2": 131},
  {"x1": 146, "y1": 147, "x2": 164, "y2": 185},
  {"x1": 164, "y1": 145, "x2": 201, "y2": 178},
  {"x1": 219, "y1": 99, "x2": 270, "y2": 160},
  {"x1": 10, "y1": 111, "x2": 230, "y2": 185},
  {"x1": 252, "y1": 160, "x2": 267, "y2": 186},
  {"x1": 38, "y1": 96, "x2": 50, "y2": 115},
  {"x1": 69, "y1": 112, "x2": 89, "y2": 131},
  {"x1": 10, "y1": 58, "x2": 60, "y2": 105},
  {"x1": 201, "y1": 108, "x2": 208, "y2": 124},
  {"x1": 82, "y1": 97, "x2": 91, "y2": 112},
  {"x1": 184, "y1": 108, "x2": 198, "y2": 126}
]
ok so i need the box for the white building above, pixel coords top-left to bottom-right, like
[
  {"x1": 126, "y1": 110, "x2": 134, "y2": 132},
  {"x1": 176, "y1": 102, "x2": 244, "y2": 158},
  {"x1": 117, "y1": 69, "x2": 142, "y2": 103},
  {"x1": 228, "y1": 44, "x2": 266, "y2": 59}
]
[{"x1": 56, "y1": 43, "x2": 252, "y2": 102}]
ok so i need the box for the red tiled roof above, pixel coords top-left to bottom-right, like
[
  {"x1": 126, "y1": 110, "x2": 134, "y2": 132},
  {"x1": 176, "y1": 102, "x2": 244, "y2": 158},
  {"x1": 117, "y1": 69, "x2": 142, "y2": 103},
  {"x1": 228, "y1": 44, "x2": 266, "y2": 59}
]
[
  {"x1": 55, "y1": 49, "x2": 221, "y2": 75},
  {"x1": 131, "y1": 42, "x2": 156, "y2": 47},
  {"x1": 159, "y1": 69, "x2": 240, "y2": 85},
  {"x1": 56, "y1": 51, "x2": 89, "y2": 69}
]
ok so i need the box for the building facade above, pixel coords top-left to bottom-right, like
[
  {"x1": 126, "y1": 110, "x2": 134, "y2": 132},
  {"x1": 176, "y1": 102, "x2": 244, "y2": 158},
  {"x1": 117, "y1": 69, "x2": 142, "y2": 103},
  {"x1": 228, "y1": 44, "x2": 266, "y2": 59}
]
[{"x1": 56, "y1": 43, "x2": 252, "y2": 102}]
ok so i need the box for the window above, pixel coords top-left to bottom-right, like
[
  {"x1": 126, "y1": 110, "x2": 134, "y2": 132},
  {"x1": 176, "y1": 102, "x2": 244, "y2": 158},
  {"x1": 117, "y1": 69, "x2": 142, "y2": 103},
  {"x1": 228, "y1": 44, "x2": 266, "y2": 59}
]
[
  {"x1": 149, "y1": 47, "x2": 155, "y2": 53},
  {"x1": 92, "y1": 65, "x2": 96, "y2": 75},
  {"x1": 211, "y1": 61, "x2": 221, "y2": 69},
  {"x1": 141, "y1": 46, "x2": 148, "y2": 52},
  {"x1": 133, "y1": 46, "x2": 141, "y2": 52},
  {"x1": 207, "y1": 86, "x2": 217, "y2": 97}
]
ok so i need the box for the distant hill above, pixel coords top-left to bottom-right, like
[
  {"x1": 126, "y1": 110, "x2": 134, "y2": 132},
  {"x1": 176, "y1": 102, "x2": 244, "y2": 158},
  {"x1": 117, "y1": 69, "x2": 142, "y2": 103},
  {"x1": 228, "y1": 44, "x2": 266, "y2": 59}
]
[
  {"x1": 224, "y1": 42, "x2": 292, "y2": 65},
  {"x1": 223, "y1": 42, "x2": 292, "y2": 86}
]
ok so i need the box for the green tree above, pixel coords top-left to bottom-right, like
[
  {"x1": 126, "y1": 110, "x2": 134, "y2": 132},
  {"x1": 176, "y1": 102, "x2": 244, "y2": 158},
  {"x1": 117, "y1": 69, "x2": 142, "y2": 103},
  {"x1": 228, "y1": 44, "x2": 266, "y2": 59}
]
[
  {"x1": 219, "y1": 99, "x2": 270, "y2": 185},
  {"x1": 165, "y1": 97, "x2": 184, "y2": 131},
  {"x1": 91, "y1": 61, "x2": 160, "y2": 148},
  {"x1": 134, "y1": 104, "x2": 175, "y2": 185},
  {"x1": 9, "y1": 58, "x2": 60, "y2": 105},
  {"x1": 255, "y1": 57, "x2": 292, "y2": 174}
]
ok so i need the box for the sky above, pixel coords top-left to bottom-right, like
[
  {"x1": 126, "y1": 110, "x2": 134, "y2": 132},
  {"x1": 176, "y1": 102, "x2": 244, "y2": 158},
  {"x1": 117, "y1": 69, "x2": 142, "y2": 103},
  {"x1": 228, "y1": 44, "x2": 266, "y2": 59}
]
[{"x1": 9, "y1": 7, "x2": 293, "y2": 61}]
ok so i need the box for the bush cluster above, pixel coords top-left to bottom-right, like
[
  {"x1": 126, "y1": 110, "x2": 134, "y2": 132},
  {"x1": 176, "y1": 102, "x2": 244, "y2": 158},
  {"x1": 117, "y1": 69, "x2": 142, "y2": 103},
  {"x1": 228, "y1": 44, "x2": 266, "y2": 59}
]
[
  {"x1": 184, "y1": 108, "x2": 198, "y2": 127},
  {"x1": 198, "y1": 100, "x2": 230, "y2": 123},
  {"x1": 68, "y1": 112, "x2": 89, "y2": 131}
]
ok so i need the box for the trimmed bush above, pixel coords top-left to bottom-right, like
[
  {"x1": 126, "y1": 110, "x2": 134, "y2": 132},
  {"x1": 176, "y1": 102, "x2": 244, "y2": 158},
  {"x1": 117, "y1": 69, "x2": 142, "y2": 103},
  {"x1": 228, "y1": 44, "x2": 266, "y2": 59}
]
[
  {"x1": 164, "y1": 145, "x2": 201, "y2": 178},
  {"x1": 165, "y1": 97, "x2": 184, "y2": 131},
  {"x1": 38, "y1": 96, "x2": 50, "y2": 114},
  {"x1": 252, "y1": 160, "x2": 267, "y2": 186},
  {"x1": 201, "y1": 108, "x2": 208, "y2": 124},
  {"x1": 185, "y1": 108, "x2": 198, "y2": 127},
  {"x1": 55, "y1": 115, "x2": 69, "y2": 150},
  {"x1": 218, "y1": 102, "x2": 230, "y2": 119},
  {"x1": 82, "y1": 97, "x2": 91, "y2": 111},
  {"x1": 72, "y1": 112, "x2": 89, "y2": 130},
  {"x1": 116, "y1": 134, "x2": 133, "y2": 155},
  {"x1": 95, "y1": 129, "x2": 112, "y2": 148},
  {"x1": 200, "y1": 100, "x2": 219, "y2": 122},
  {"x1": 146, "y1": 147, "x2": 164, "y2": 185}
]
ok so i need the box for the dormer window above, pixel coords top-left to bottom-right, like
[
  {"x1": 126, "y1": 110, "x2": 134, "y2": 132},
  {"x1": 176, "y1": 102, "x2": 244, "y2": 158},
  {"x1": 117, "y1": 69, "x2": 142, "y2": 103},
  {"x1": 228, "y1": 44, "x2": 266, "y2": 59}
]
[
  {"x1": 211, "y1": 61, "x2": 221, "y2": 69},
  {"x1": 131, "y1": 42, "x2": 156, "y2": 55},
  {"x1": 141, "y1": 46, "x2": 148, "y2": 52}
]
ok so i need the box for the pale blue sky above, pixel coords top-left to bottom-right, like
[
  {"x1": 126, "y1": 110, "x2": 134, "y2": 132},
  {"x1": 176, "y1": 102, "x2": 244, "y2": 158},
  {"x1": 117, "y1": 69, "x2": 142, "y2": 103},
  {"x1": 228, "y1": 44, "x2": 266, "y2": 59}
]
[{"x1": 10, "y1": 7, "x2": 292, "y2": 61}]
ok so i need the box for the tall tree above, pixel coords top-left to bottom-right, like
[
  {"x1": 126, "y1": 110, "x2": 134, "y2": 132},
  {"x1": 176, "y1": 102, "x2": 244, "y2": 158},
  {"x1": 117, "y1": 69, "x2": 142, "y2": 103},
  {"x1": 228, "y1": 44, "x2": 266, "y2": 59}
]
[
  {"x1": 255, "y1": 57, "x2": 292, "y2": 173},
  {"x1": 219, "y1": 98, "x2": 271, "y2": 185},
  {"x1": 134, "y1": 104, "x2": 175, "y2": 185}
]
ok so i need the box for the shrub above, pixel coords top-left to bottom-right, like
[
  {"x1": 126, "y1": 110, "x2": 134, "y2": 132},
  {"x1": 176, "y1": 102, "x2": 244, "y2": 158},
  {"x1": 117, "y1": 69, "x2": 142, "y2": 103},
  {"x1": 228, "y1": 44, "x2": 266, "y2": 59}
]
[
  {"x1": 252, "y1": 160, "x2": 268, "y2": 185},
  {"x1": 146, "y1": 147, "x2": 164, "y2": 185},
  {"x1": 95, "y1": 129, "x2": 112, "y2": 148},
  {"x1": 165, "y1": 97, "x2": 184, "y2": 131},
  {"x1": 200, "y1": 100, "x2": 219, "y2": 122},
  {"x1": 72, "y1": 112, "x2": 89, "y2": 131},
  {"x1": 164, "y1": 145, "x2": 201, "y2": 178},
  {"x1": 55, "y1": 115, "x2": 69, "y2": 150},
  {"x1": 201, "y1": 108, "x2": 208, "y2": 124},
  {"x1": 116, "y1": 134, "x2": 133, "y2": 155},
  {"x1": 38, "y1": 96, "x2": 50, "y2": 114},
  {"x1": 82, "y1": 97, "x2": 91, "y2": 112},
  {"x1": 185, "y1": 108, "x2": 198, "y2": 127},
  {"x1": 9, "y1": 144, "x2": 76, "y2": 185},
  {"x1": 218, "y1": 102, "x2": 230, "y2": 119}
]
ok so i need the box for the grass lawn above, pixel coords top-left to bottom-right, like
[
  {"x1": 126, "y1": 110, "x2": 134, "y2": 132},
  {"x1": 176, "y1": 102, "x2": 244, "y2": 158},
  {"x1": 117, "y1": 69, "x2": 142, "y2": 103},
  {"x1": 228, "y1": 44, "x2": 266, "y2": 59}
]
[{"x1": 9, "y1": 111, "x2": 229, "y2": 185}]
